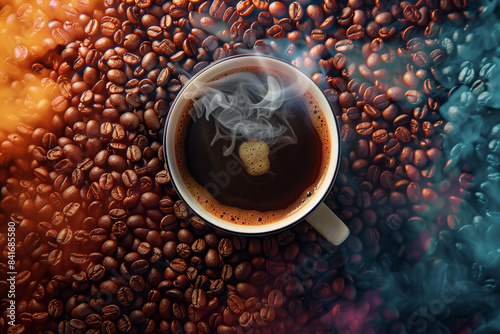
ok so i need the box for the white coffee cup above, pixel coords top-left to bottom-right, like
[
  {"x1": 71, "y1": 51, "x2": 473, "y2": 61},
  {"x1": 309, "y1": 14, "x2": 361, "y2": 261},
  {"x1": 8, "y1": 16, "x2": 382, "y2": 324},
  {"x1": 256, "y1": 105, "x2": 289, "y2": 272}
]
[{"x1": 164, "y1": 55, "x2": 349, "y2": 245}]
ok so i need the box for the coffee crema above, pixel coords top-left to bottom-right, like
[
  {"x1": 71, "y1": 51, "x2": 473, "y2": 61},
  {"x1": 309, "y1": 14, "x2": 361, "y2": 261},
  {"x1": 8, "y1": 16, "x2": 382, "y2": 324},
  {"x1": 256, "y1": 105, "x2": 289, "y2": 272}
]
[{"x1": 174, "y1": 66, "x2": 332, "y2": 225}]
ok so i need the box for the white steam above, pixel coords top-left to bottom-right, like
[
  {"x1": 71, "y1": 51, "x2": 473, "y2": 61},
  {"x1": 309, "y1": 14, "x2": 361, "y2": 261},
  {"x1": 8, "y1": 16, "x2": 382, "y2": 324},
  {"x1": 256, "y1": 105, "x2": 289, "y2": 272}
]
[{"x1": 187, "y1": 72, "x2": 300, "y2": 156}]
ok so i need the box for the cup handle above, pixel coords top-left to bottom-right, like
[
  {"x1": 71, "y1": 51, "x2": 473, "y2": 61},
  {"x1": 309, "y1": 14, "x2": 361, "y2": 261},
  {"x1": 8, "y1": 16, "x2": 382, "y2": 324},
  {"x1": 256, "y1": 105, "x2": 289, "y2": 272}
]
[{"x1": 305, "y1": 202, "x2": 350, "y2": 245}]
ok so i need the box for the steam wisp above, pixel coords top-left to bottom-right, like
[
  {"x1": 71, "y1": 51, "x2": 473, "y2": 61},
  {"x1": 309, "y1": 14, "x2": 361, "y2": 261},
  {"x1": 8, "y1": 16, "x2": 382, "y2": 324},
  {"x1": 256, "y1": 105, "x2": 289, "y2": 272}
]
[{"x1": 188, "y1": 71, "x2": 299, "y2": 157}]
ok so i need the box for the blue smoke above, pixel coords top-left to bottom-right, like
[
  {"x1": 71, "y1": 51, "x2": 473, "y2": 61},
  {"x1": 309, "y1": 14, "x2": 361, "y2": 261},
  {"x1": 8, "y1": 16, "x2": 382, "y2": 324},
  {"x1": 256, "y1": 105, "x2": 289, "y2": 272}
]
[{"x1": 372, "y1": 1, "x2": 500, "y2": 332}]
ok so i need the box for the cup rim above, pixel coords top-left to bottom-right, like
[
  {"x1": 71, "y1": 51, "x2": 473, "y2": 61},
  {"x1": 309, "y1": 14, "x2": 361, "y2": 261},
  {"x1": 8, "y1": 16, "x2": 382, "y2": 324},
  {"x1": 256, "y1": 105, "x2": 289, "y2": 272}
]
[{"x1": 163, "y1": 54, "x2": 341, "y2": 235}]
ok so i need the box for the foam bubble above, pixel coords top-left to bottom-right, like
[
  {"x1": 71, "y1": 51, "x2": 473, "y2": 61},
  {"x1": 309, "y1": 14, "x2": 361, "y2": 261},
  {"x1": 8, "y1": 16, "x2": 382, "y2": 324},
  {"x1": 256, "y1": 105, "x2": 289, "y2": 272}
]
[{"x1": 238, "y1": 140, "x2": 270, "y2": 176}]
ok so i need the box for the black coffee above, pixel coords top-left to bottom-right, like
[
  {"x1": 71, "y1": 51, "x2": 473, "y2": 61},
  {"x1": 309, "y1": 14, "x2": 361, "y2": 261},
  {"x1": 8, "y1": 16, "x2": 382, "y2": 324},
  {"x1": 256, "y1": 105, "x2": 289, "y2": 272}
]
[
  {"x1": 174, "y1": 66, "x2": 331, "y2": 225},
  {"x1": 185, "y1": 96, "x2": 322, "y2": 211}
]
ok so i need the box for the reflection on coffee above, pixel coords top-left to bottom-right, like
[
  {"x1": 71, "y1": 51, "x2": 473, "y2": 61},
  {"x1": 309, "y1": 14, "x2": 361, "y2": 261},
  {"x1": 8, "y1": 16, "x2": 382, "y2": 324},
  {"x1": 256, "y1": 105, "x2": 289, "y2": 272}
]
[{"x1": 175, "y1": 66, "x2": 331, "y2": 225}]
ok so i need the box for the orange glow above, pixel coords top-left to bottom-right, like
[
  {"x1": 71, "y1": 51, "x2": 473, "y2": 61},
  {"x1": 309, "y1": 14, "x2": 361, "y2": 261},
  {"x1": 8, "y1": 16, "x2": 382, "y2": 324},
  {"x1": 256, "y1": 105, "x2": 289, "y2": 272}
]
[{"x1": 0, "y1": 0, "x2": 96, "y2": 133}]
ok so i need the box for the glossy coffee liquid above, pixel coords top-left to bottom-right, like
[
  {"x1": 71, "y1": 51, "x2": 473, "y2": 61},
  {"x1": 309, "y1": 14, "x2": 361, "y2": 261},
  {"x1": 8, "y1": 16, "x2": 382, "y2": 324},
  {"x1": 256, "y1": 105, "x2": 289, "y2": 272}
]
[
  {"x1": 186, "y1": 95, "x2": 322, "y2": 211},
  {"x1": 175, "y1": 67, "x2": 331, "y2": 225}
]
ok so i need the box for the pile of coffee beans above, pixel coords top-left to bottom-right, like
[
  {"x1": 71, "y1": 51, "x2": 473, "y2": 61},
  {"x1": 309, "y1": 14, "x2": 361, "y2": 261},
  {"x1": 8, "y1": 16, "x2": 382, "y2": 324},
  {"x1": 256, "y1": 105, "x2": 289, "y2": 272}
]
[{"x1": 0, "y1": 0, "x2": 496, "y2": 333}]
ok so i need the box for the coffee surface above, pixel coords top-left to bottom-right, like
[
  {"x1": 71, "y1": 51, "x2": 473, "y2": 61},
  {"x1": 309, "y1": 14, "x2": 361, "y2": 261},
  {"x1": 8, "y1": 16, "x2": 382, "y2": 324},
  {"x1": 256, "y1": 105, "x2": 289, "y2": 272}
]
[
  {"x1": 174, "y1": 66, "x2": 332, "y2": 225},
  {"x1": 185, "y1": 95, "x2": 322, "y2": 211}
]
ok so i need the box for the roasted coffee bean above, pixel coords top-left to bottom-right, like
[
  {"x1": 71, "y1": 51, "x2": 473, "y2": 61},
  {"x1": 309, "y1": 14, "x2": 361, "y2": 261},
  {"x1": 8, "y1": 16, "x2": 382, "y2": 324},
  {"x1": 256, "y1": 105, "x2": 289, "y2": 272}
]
[
  {"x1": 276, "y1": 230, "x2": 294, "y2": 247},
  {"x1": 414, "y1": 149, "x2": 428, "y2": 167},
  {"x1": 352, "y1": 159, "x2": 369, "y2": 175},
  {"x1": 129, "y1": 275, "x2": 147, "y2": 293},
  {"x1": 204, "y1": 248, "x2": 220, "y2": 268},
  {"x1": 107, "y1": 69, "x2": 127, "y2": 85},
  {"x1": 239, "y1": 311, "x2": 254, "y2": 327},
  {"x1": 209, "y1": 0, "x2": 227, "y2": 19},
  {"x1": 384, "y1": 139, "x2": 401, "y2": 155},
  {"x1": 393, "y1": 114, "x2": 410, "y2": 127},
  {"x1": 288, "y1": 299, "x2": 303, "y2": 316},
  {"x1": 192, "y1": 288, "x2": 207, "y2": 309},
  {"x1": 406, "y1": 182, "x2": 421, "y2": 203},
  {"x1": 96, "y1": 173, "x2": 113, "y2": 191},
  {"x1": 84, "y1": 313, "x2": 102, "y2": 330},
  {"x1": 202, "y1": 36, "x2": 218, "y2": 51},
  {"x1": 413, "y1": 51, "x2": 429, "y2": 68},
  {"x1": 268, "y1": 289, "x2": 285, "y2": 308},
  {"x1": 88, "y1": 264, "x2": 106, "y2": 282},
  {"x1": 364, "y1": 104, "x2": 381, "y2": 118},
  {"x1": 379, "y1": 171, "x2": 393, "y2": 189},
  {"x1": 234, "y1": 261, "x2": 252, "y2": 280},
  {"x1": 242, "y1": 29, "x2": 258, "y2": 47},
  {"x1": 422, "y1": 121, "x2": 434, "y2": 136},
  {"x1": 176, "y1": 243, "x2": 191, "y2": 259},
  {"x1": 306, "y1": 4, "x2": 324, "y2": 22},
  {"x1": 115, "y1": 315, "x2": 131, "y2": 333},
  {"x1": 356, "y1": 122, "x2": 374, "y2": 136},
  {"x1": 335, "y1": 39, "x2": 355, "y2": 53},
  {"x1": 337, "y1": 6, "x2": 353, "y2": 26},
  {"x1": 181, "y1": 39, "x2": 196, "y2": 58},
  {"x1": 405, "y1": 89, "x2": 423, "y2": 105},
  {"x1": 111, "y1": 220, "x2": 127, "y2": 237},
  {"x1": 67, "y1": 319, "x2": 86, "y2": 333},
  {"x1": 372, "y1": 129, "x2": 388, "y2": 143},
  {"x1": 266, "y1": 260, "x2": 286, "y2": 276},
  {"x1": 185, "y1": 266, "x2": 198, "y2": 281},
  {"x1": 365, "y1": 165, "x2": 381, "y2": 184},
  {"x1": 366, "y1": 53, "x2": 381, "y2": 68},
  {"x1": 242, "y1": 298, "x2": 261, "y2": 314},
  {"x1": 221, "y1": 8, "x2": 239, "y2": 26},
  {"x1": 191, "y1": 238, "x2": 207, "y2": 253},
  {"x1": 403, "y1": 164, "x2": 420, "y2": 182},
  {"x1": 101, "y1": 304, "x2": 121, "y2": 321},
  {"x1": 235, "y1": 282, "x2": 257, "y2": 300},
  {"x1": 48, "y1": 299, "x2": 63, "y2": 318},
  {"x1": 346, "y1": 24, "x2": 364, "y2": 40},
  {"x1": 0, "y1": 2, "x2": 469, "y2": 331},
  {"x1": 137, "y1": 241, "x2": 152, "y2": 257},
  {"x1": 339, "y1": 92, "x2": 356, "y2": 108},
  {"x1": 159, "y1": 299, "x2": 172, "y2": 320},
  {"x1": 389, "y1": 191, "x2": 406, "y2": 207},
  {"x1": 227, "y1": 294, "x2": 245, "y2": 314},
  {"x1": 153, "y1": 39, "x2": 176, "y2": 56},
  {"x1": 399, "y1": 146, "x2": 413, "y2": 164},
  {"x1": 141, "y1": 192, "x2": 160, "y2": 209},
  {"x1": 218, "y1": 238, "x2": 234, "y2": 257},
  {"x1": 332, "y1": 53, "x2": 346, "y2": 70},
  {"x1": 373, "y1": 94, "x2": 390, "y2": 110},
  {"x1": 131, "y1": 259, "x2": 150, "y2": 274},
  {"x1": 109, "y1": 208, "x2": 127, "y2": 221},
  {"x1": 217, "y1": 264, "x2": 232, "y2": 282},
  {"x1": 267, "y1": 24, "x2": 284, "y2": 39},
  {"x1": 289, "y1": 2, "x2": 303, "y2": 21},
  {"x1": 309, "y1": 29, "x2": 326, "y2": 41},
  {"x1": 70, "y1": 302, "x2": 93, "y2": 319},
  {"x1": 260, "y1": 304, "x2": 276, "y2": 322},
  {"x1": 394, "y1": 126, "x2": 412, "y2": 143},
  {"x1": 108, "y1": 154, "x2": 127, "y2": 172},
  {"x1": 122, "y1": 169, "x2": 138, "y2": 187},
  {"x1": 126, "y1": 145, "x2": 142, "y2": 162},
  {"x1": 170, "y1": 258, "x2": 187, "y2": 272},
  {"x1": 178, "y1": 229, "x2": 194, "y2": 244},
  {"x1": 236, "y1": 0, "x2": 254, "y2": 16},
  {"x1": 129, "y1": 309, "x2": 146, "y2": 324},
  {"x1": 338, "y1": 186, "x2": 355, "y2": 206},
  {"x1": 172, "y1": 302, "x2": 187, "y2": 319},
  {"x1": 172, "y1": 201, "x2": 188, "y2": 219}
]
